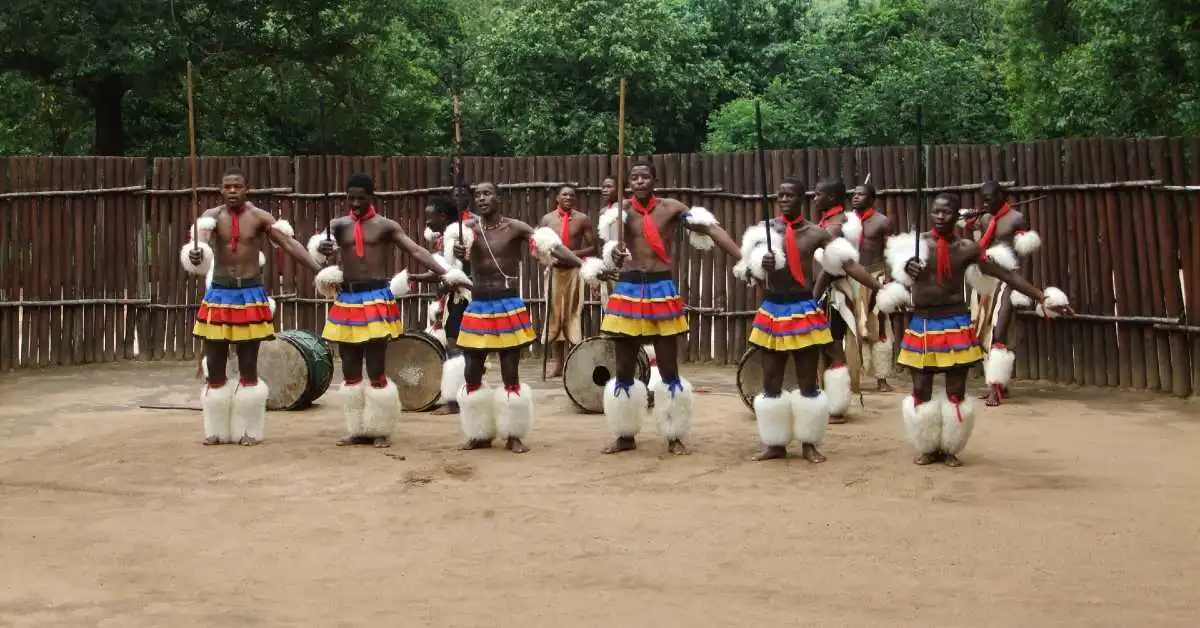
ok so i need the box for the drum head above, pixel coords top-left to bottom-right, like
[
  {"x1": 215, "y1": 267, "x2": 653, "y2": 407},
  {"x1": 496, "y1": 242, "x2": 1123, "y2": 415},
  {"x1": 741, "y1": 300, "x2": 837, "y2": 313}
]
[
  {"x1": 385, "y1": 333, "x2": 446, "y2": 411},
  {"x1": 563, "y1": 337, "x2": 650, "y2": 414},
  {"x1": 256, "y1": 337, "x2": 310, "y2": 411},
  {"x1": 736, "y1": 346, "x2": 798, "y2": 411},
  {"x1": 278, "y1": 330, "x2": 334, "y2": 409}
]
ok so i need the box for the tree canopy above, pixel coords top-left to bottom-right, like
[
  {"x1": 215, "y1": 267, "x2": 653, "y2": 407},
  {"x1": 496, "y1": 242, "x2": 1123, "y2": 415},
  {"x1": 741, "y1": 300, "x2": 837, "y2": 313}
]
[{"x1": 1, "y1": 0, "x2": 1195, "y2": 157}]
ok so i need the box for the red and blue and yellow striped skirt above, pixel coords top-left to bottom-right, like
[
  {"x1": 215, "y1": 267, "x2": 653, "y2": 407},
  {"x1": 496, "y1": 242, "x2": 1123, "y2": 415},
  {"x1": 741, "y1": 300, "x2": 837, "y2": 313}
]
[
  {"x1": 322, "y1": 282, "x2": 404, "y2": 344},
  {"x1": 748, "y1": 294, "x2": 834, "y2": 352},
  {"x1": 456, "y1": 289, "x2": 536, "y2": 351},
  {"x1": 897, "y1": 309, "x2": 984, "y2": 371},
  {"x1": 600, "y1": 271, "x2": 689, "y2": 337},
  {"x1": 193, "y1": 279, "x2": 275, "y2": 342}
]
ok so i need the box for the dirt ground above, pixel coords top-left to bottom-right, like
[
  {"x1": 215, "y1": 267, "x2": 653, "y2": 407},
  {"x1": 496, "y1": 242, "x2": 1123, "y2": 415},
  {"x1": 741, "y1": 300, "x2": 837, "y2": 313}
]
[{"x1": 1, "y1": 361, "x2": 1197, "y2": 628}]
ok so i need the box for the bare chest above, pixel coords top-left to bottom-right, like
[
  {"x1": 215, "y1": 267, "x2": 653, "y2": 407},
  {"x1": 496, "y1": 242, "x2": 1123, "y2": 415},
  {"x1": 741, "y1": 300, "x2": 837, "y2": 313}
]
[{"x1": 335, "y1": 219, "x2": 391, "y2": 247}]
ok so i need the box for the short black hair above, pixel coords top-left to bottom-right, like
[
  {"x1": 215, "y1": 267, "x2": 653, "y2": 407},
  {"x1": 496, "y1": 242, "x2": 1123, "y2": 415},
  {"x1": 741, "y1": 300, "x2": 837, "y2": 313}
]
[
  {"x1": 346, "y1": 172, "x2": 374, "y2": 195},
  {"x1": 630, "y1": 160, "x2": 656, "y2": 178},
  {"x1": 557, "y1": 184, "x2": 577, "y2": 195},
  {"x1": 427, "y1": 196, "x2": 456, "y2": 218},
  {"x1": 935, "y1": 192, "x2": 961, "y2": 208},
  {"x1": 980, "y1": 180, "x2": 1006, "y2": 198},
  {"x1": 475, "y1": 181, "x2": 498, "y2": 194},
  {"x1": 779, "y1": 177, "x2": 806, "y2": 190},
  {"x1": 855, "y1": 183, "x2": 877, "y2": 200},
  {"x1": 222, "y1": 166, "x2": 245, "y2": 179},
  {"x1": 816, "y1": 177, "x2": 846, "y2": 199}
]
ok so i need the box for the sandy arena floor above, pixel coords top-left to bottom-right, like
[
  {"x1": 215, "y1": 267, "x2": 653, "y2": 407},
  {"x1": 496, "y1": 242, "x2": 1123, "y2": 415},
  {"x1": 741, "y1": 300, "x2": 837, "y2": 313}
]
[{"x1": 0, "y1": 361, "x2": 1197, "y2": 627}]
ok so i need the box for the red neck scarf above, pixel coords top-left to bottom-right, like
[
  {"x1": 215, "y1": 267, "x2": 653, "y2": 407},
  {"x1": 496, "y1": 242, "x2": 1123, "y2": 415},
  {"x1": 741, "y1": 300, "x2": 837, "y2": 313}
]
[
  {"x1": 228, "y1": 204, "x2": 247, "y2": 251},
  {"x1": 857, "y1": 208, "x2": 875, "y2": 248},
  {"x1": 931, "y1": 230, "x2": 953, "y2": 284},
  {"x1": 631, "y1": 195, "x2": 670, "y2": 263},
  {"x1": 977, "y1": 202, "x2": 1011, "y2": 251},
  {"x1": 780, "y1": 214, "x2": 808, "y2": 287},
  {"x1": 818, "y1": 205, "x2": 845, "y2": 229},
  {"x1": 461, "y1": 208, "x2": 472, "y2": 222},
  {"x1": 555, "y1": 207, "x2": 572, "y2": 245},
  {"x1": 351, "y1": 205, "x2": 376, "y2": 258}
]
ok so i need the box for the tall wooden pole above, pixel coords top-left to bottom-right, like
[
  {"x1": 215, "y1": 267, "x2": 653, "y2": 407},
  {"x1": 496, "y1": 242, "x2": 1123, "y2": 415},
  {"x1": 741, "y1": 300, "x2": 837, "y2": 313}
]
[
  {"x1": 186, "y1": 61, "x2": 199, "y2": 252},
  {"x1": 616, "y1": 79, "x2": 627, "y2": 249}
]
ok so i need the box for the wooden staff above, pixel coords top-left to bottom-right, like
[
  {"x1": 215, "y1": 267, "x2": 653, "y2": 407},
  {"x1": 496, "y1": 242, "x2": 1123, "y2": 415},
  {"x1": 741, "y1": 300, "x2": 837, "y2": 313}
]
[
  {"x1": 754, "y1": 99, "x2": 771, "y2": 254},
  {"x1": 453, "y1": 94, "x2": 464, "y2": 242},
  {"x1": 186, "y1": 61, "x2": 199, "y2": 252},
  {"x1": 320, "y1": 95, "x2": 332, "y2": 242},
  {"x1": 914, "y1": 104, "x2": 924, "y2": 257},
  {"x1": 616, "y1": 79, "x2": 627, "y2": 249}
]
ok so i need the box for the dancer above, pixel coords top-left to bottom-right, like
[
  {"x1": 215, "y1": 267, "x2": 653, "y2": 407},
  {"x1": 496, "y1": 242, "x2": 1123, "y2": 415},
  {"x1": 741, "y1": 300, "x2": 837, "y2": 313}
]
[
  {"x1": 451, "y1": 182, "x2": 584, "y2": 453},
  {"x1": 537, "y1": 184, "x2": 600, "y2": 377},
  {"x1": 733, "y1": 178, "x2": 882, "y2": 462},
  {"x1": 411, "y1": 195, "x2": 472, "y2": 416},
  {"x1": 848, "y1": 184, "x2": 896, "y2": 392},
  {"x1": 972, "y1": 181, "x2": 1041, "y2": 407},
  {"x1": 592, "y1": 161, "x2": 741, "y2": 455},
  {"x1": 309, "y1": 174, "x2": 470, "y2": 447},
  {"x1": 180, "y1": 167, "x2": 322, "y2": 446},
  {"x1": 811, "y1": 178, "x2": 860, "y2": 422},
  {"x1": 876, "y1": 193, "x2": 1070, "y2": 467}
]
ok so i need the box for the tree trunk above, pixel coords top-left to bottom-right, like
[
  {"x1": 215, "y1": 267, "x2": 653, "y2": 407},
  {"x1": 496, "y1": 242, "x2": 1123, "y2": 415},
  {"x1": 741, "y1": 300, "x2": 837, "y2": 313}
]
[{"x1": 86, "y1": 76, "x2": 129, "y2": 156}]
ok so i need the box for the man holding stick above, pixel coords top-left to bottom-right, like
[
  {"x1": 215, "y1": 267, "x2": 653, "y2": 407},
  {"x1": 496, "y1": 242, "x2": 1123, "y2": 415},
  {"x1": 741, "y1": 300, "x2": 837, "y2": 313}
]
[
  {"x1": 587, "y1": 161, "x2": 741, "y2": 456},
  {"x1": 733, "y1": 178, "x2": 882, "y2": 462},
  {"x1": 450, "y1": 182, "x2": 584, "y2": 453},
  {"x1": 309, "y1": 174, "x2": 470, "y2": 447},
  {"x1": 181, "y1": 167, "x2": 322, "y2": 446},
  {"x1": 876, "y1": 193, "x2": 1070, "y2": 466},
  {"x1": 969, "y1": 181, "x2": 1042, "y2": 407},
  {"x1": 538, "y1": 184, "x2": 600, "y2": 377},
  {"x1": 849, "y1": 184, "x2": 897, "y2": 392}
]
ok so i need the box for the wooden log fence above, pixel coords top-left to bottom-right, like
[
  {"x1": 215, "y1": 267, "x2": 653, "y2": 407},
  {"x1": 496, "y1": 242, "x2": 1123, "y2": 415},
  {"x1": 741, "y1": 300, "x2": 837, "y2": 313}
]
[{"x1": 0, "y1": 140, "x2": 1198, "y2": 398}]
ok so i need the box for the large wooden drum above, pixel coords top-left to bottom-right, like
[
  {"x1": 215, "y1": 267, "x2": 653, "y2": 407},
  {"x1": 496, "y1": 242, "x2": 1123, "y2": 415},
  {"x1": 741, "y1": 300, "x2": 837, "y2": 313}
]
[
  {"x1": 735, "y1": 345, "x2": 798, "y2": 411},
  {"x1": 563, "y1": 336, "x2": 651, "y2": 414},
  {"x1": 226, "y1": 330, "x2": 335, "y2": 410},
  {"x1": 385, "y1": 331, "x2": 447, "y2": 411}
]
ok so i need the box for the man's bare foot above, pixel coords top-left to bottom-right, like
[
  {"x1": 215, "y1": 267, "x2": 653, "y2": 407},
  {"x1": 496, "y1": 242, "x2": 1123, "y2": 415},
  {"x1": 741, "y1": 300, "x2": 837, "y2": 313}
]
[
  {"x1": 373, "y1": 437, "x2": 392, "y2": 448},
  {"x1": 828, "y1": 414, "x2": 847, "y2": 425},
  {"x1": 801, "y1": 443, "x2": 826, "y2": 463},
  {"x1": 505, "y1": 437, "x2": 530, "y2": 454},
  {"x1": 942, "y1": 453, "x2": 963, "y2": 467},
  {"x1": 602, "y1": 436, "x2": 636, "y2": 454},
  {"x1": 752, "y1": 445, "x2": 788, "y2": 461},
  {"x1": 547, "y1": 361, "x2": 564, "y2": 378},
  {"x1": 914, "y1": 452, "x2": 941, "y2": 465},
  {"x1": 983, "y1": 385, "x2": 1003, "y2": 407},
  {"x1": 667, "y1": 439, "x2": 690, "y2": 455},
  {"x1": 877, "y1": 379, "x2": 894, "y2": 392},
  {"x1": 431, "y1": 403, "x2": 459, "y2": 416},
  {"x1": 336, "y1": 436, "x2": 372, "y2": 446},
  {"x1": 239, "y1": 436, "x2": 261, "y2": 446},
  {"x1": 458, "y1": 438, "x2": 493, "y2": 450},
  {"x1": 203, "y1": 436, "x2": 222, "y2": 446}
]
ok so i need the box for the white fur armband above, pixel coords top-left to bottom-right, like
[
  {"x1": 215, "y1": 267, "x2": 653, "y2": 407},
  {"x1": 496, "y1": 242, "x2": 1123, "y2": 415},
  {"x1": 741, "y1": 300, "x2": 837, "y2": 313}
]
[
  {"x1": 1034, "y1": 286, "x2": 1069, "y2": 318},
  {"x1": 876, "y1": 282, "x2": 910, "y2": 313},
  {"x1": 430, "y1": 252, "x2": 450, "y2": 271},
  {"x1": 390, "y1": 270, "x2": 410, "y2": 298},
  {"x1": 841, "y1": 212, "x2": 863, "y2": 248},
  {"x1": 314, "y1": 266, "x2": 344, "y2": 299},
  {"x1": 602, "y1": 240, "x2": 629, "y2": 269},
  {"x1": 982, "y1": 243, "x2": 1018, "y2": 271},
  {"x1": 442, "y1": 223, "x2": 475, "y2": 265},
  {"x1": 738, "y1": 223, "x2": 785, "y2": 281},
  {"x1": 180, "y1": 241, "x2": 214, "y2": 276},
  {"x1": 270, "y1": 219, "x2": 295, "y2": 240},
  {"x1": 258, "y1": 252, "x2": 267, "y2": 267},
  {"x1": 192, "y1": 216, "x2": 217, "y2": 244},
  {"x1": 581, "y1": 257, "x2": 608, "y2": 285},
  {"x1": 1011, "y1": 291, "x2": 1033, "y2": 308},
  {"x1": 683, "y1": 207, "x2": 718, "y2": 251},
  {"x1": 884, "y1": 232, "x2": 928, "y2": 286},
  {"x1": 530, "y1": 226, "x2": 562, "y2": 264},
  {"x1": 597, "y1": 205, "x2": 626, "y2": 242},
  {"x1": 1014, "y1": 230, "x2": 1042, "y2": 257},
  {"x1": 441, "y1": 267, "x2": 472, "y2": 289},
  {"x1": 307, "y1": 232, "x2": 336, "y2": 265},
  {"x1": 817, "y1": 237, "x2": 860, "y2": 276},
  {"x1": 423, "y1": 226, "x2": 438, "y2": 244}
]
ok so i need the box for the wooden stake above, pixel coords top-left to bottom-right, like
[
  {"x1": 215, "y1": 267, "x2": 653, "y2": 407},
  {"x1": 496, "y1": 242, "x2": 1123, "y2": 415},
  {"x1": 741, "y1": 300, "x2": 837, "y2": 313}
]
[
  {"x1": 616, "y1": 79, "x2": 626, "y2": 249},
  {"x1": 186, "y1": 61, "x2": 199, "y2": 252}
]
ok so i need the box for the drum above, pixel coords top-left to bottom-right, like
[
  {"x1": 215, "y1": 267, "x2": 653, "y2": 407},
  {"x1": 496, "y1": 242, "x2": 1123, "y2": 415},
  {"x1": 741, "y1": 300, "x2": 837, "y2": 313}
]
[
  {"x1": 563, "y1": 336, "x2": 651, "y2": 414},
  {"x1": 735, "y1": 346, "x2": 797, "y2": 411},
  {"x1": 385, "y1": 331, "x2": 447, "y2": 411},
  {"x1": 225, "y1": 330, "x2": 335, "y2": 410}
]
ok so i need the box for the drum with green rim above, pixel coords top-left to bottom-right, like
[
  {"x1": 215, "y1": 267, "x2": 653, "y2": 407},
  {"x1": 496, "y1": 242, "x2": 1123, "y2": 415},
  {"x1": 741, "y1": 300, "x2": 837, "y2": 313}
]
[{"x1": 226, "y1": 330, "x2": 334, "y2": 410}]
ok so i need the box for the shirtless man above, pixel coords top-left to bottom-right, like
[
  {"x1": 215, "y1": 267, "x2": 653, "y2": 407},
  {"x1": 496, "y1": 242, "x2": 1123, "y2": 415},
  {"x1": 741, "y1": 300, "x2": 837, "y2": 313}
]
[
  {"x1": 180, "y1": 167, "x2": 322, "y2": 446},
  {"x1": 538, "y1": 185, "x2": 600, "y2": 377},
  {"x1": 307, "y1": 174, "x2": 468, "y2": 447},
  {"x1": 410, "y1": 195, "x2": 472, "y2": 416},
  {"x1": 450, "y1": 182, "x2": 584, "y2": 453},
  {"x1": 972, "y1": 181, "x2": 1042, "y2": 407},
  {"x1": 733, "y1": 179, "x2": 882, "y2": 462},
  {"x1": 589, "y1": 161, "x2": 741, "y2": 455},
  {"x1": 849, "y1": 184, "x2": 897, "y2": 392},
  {"x1": 876, "y1": 193, "x2": 1070, "y2": 466},
  {"x1": 811, "y1": 178, "x2": 859, "y2": 421}
]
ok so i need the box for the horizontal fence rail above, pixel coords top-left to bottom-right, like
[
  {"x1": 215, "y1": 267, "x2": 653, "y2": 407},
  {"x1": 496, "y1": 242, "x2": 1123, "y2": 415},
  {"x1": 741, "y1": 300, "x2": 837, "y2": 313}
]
[{"x1": 0, "y1": 139, "x2": 1198, "y2": 397}]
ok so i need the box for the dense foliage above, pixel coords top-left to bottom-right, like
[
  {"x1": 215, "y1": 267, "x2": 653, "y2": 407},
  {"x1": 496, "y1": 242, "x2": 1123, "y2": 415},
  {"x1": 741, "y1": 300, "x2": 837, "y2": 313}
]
[{"x1": 1, "y1": 0, "x2": 1196, "y2": 156}]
